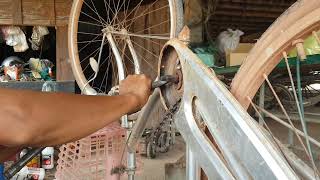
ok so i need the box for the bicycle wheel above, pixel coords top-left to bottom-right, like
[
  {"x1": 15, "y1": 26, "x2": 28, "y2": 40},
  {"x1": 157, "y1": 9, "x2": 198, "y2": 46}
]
[
  {"x1": 231, "y1": 0, "x2": 320, "y2": 178},
  {"x1": 69, "y1": 0, "x2": 183, "y2": 95}
]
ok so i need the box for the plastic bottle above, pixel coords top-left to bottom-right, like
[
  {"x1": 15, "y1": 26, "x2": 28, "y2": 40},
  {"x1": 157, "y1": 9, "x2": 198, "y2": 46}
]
[
  {"x1": 41, "y1": 147, "x2": 54, "y2": 170},
  {"x1": 14, "y1": 167, "x2": 45, "y2": 180}
]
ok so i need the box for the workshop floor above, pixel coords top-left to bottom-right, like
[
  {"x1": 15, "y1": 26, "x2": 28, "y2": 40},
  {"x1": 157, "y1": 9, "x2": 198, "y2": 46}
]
[
  {"x1": 266, "y1": 114, "x2": 320, "y2": 169},
  {"x1": 123, "y1": 137, "x2": 186, "y2": 180}
]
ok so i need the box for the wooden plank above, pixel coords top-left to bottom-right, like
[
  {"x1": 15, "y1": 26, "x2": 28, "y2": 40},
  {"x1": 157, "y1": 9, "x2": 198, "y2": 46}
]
[
  {"x1": 22, "y1": 0, "x2": 56, "y2": 26},
  {"x1": 0, "y1": 0, "x2": 14, "y2": 24},
  {"x1": 184, "y1": 0, "x2": 203, "y2": 43},
  {"x1": 12, "y1": 0, "x2": 23, "y2": 24},
  {"x1": 0, "y1": 0, "x2": 71, "y2": 26},
  {"x1": 55, "y1": 0, "x2": 72, "y2": 26},
  {"x1": 56, "y1": 26, "x2": 74, "y2": 81}
]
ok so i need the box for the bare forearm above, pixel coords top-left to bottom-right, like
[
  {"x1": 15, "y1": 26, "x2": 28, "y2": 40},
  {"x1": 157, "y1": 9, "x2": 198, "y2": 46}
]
[{"x1": 0, "y1": 88, "x2": 137, "y2": 147}]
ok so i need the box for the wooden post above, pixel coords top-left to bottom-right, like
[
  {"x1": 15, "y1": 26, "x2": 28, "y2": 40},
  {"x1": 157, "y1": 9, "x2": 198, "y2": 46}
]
[
  {"x1": 56, "y1": 26, "x2": 74, "y2": 81},
  {"x1": 12, "y1": 0, "x2": 23, "y2": 25}
]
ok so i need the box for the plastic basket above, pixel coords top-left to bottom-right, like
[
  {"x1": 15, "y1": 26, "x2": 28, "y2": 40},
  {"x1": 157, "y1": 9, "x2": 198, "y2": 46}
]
[{"x1": 55, "y1": 123, "x2": 128, "y2": 180}]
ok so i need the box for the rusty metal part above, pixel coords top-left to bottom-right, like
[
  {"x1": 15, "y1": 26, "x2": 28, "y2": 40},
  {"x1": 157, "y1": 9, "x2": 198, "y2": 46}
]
[
  {"x1": 158, "y1": 47, "x2": 184, "y2": 110},
  {"x1": 292, "y1": 39, "x2": 307, "y2": 60},
  {"x1": 151, "y1": 75, "x2": 179, "y2": 89}
]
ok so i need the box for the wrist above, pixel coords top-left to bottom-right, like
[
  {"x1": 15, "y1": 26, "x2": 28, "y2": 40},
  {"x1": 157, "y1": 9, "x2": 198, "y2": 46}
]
[{"x1": 121, "y1": 93, "x2": 140, "y2": 113}]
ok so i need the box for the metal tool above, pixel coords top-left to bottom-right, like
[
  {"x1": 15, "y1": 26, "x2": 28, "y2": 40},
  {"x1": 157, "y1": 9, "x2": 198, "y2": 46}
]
[
  {"x1": 4, "y1": 148, "x2": 45, "y2": 180},
  {"x1": 151, "y1": 75, "x2": 178, "y2": 89}
]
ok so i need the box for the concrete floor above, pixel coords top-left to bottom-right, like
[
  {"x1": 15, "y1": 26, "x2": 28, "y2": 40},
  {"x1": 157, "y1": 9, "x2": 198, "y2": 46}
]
[
  {"x1": 130, "y1": 137, "x2": 186, "y2": 180},
  {"x1": 265, "y1": 114, "x2": 320, "y2": 168}
]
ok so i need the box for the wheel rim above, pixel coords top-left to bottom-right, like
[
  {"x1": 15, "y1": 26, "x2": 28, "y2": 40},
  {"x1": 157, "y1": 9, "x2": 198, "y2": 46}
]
[
  {"x1": 231, "y1": 0, "x2": 320, "y2": 177},
  {"x1": 69, "y1": 0, "x2": 183, "y2": 95}
]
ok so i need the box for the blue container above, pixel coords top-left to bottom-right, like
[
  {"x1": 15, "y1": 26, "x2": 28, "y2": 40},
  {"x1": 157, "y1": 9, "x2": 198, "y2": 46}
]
[{"x1": 0, "y1": 164, "x2": 4, "y2": 180}]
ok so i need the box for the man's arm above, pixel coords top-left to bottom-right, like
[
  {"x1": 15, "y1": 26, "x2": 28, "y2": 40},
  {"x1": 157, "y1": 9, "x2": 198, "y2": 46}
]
[{"x1": 0, "y1": 74, "x2": 151, "y2": 147}]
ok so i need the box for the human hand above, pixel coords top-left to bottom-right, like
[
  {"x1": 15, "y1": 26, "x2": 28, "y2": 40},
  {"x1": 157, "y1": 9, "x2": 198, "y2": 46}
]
[{"x1": 119, "y1": 74, "x2": 152, "y2": 112}]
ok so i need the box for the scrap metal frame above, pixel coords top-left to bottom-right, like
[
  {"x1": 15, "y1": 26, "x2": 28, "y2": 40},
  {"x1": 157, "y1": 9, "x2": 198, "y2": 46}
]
[
  {"x1": 106, "y1": 27, "x2": 313, "y2": 178},
  {"x1": 129, "y1": 39, "x2": 316, "y2": 179}
]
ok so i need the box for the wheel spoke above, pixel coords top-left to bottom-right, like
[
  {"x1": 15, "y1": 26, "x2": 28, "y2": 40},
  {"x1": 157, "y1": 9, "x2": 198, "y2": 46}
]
[
  {"x1": 124, "y1": 4, "x2": 168, "y2": 30},
  {"x1": 313, "y1": 31, "x2": 320, "y2": 45},
  {"x1": 78, "y1": 20, "x2": 104, "y2": 27},
  {"x1": 282, "y1": 52, "x2": 317, "y2": 170},
  {"x1": 123, "y1": 0, "x2": 145, "y2": 24},
  {"x1": 248, "y1": 97, "x2": 320, "y2": 178},
  {"x1": 109, "y1": 0, "x2": 123, "y2": 28},
  {"x1": 134, "y1": 19, "x2": 170, "y2": 34},
  {"x1": 131, "y1": 39, "x2": 159, "y2": 58},
  {"x1": 131, "y1": 46, "x2": 158, "y2": 73},
  {"x1": 80, "y1": 43, "x2": 105, "y2": 64},
  {"x1": 80, "y1": 11, "x2": 106, "y2": 26},
  {"x1": 79, "y1": 34, "x2": 102, "y2": 52},
  {"x1": 109, "y1": 30, "x2": 170, "y2": 40},
  {"x1": 83, "y1": 0, "x2": 108, "y2": 25},
  {"x1": 263, "y1": 73, "x2": 318, "y2": 173},
  {"x1": 110, "y1": 0, "x2": 128, "y2": 30},
  {"x1": 77, "y1": 39, "x2": 102, "y2": 44}
]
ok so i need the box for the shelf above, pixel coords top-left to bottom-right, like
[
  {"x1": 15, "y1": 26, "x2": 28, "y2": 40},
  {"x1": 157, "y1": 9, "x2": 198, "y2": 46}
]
[{"x1": 0, "y1": 81, "x2": 74, "y2": 93}]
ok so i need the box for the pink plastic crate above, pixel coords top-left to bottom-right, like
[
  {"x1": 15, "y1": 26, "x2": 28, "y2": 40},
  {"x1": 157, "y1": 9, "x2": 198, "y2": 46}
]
[{"x1": 55, "y1": 123, "x2": 130, "y2": 180}]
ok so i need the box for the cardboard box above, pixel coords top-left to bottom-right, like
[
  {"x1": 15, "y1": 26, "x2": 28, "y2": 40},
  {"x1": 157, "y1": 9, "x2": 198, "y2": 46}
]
[{"x1": 226, "y1": 43, "x2": 254, "y2": 67}]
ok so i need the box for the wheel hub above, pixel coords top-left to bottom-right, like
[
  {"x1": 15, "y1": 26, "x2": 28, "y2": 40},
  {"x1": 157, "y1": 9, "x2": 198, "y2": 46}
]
[{"x1": 158, "y1": 49, "x2": 183, "y2": 109}]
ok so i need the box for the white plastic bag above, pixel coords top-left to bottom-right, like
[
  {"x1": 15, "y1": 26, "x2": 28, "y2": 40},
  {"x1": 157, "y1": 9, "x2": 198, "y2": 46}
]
[
  {"x1": 30, "y1": 26, "x2": 49, "y2": 50},
  {"x1": 216, "y1": 29, "x2": 244, "y2": 54},
  {"x1": 1, "y1": 26, "x2": 29, "y2": 52}
]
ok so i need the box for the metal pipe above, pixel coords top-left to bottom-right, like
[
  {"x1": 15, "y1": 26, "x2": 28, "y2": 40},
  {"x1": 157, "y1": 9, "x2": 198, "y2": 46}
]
[
  {"x1": 106, "y1": 31, "x2": 128, "y2": 128},
  {"x1": 106, "y1": 29, "x2": 134, "y2": 180},
  {"x1": 127, "y1": 152, "x2": 136, "y2": 180},
  {"x1": 296, "y1": 57, "x2": 315, "y2": 162},
  {"x1": 127, "y1": 90, "x2": 161, "y2": 152},
  {"x1": 93, "y1": 33, "x2": 106, "y2": 80},
  {"x1": 123, "y1": 29, "x2": 141, "y2": 74},
  {"x1": 258, "y1": 82, "x2": 265, "y2": 125},
  {"x1": 187, "y1": 145, "x2": 198, "y2": 180}
]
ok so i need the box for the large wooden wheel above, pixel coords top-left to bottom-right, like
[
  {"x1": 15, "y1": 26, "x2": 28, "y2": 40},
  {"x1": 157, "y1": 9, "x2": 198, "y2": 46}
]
[{"x1": 231, "y1": 0, "x2": 320, "y2": 178}]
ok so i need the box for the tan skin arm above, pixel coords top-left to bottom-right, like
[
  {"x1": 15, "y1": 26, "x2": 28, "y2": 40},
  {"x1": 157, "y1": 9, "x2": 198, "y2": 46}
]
[{"x1": 0, "y1": 74, "x2": 151, "y2": 162}]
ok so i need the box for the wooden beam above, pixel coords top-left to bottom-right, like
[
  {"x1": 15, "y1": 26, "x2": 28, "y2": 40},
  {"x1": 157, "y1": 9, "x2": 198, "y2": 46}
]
[
  {"x1": 0, "y1": 0, "x2": 71, "y2": 26},
  {"x1": 12, "y1": 0, "x2": 23, "y2": 24},
  {"x1": 22, "y1": 0, "x2": 56, "y2": 26},
  {"x1": 218, "y1": 0, "x2": 295, "y2": 7},
  {"x1": 214, "y1": 10, "x2": 281, "y2": 18},
  {"x1": 56, "y1": 26, "x2": 75, "y2": 81},
  {"x1": 55, "y1": 0, "x2": 72, "y2": 26},
  {"x1": 208, "y1": 22, "x2": 270, "y2": 29},
  {"x1": 216, "y1": 2, "x2": 287, "y2": 13},
  {"x1": 209, "y1": 16, "x2": 275, "y2": 24}
]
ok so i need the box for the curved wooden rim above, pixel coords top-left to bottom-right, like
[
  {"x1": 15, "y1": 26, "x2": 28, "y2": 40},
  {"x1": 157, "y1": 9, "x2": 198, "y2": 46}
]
[{"x1": 230, "y1": 0, "x2": 320, "y2": 109}]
